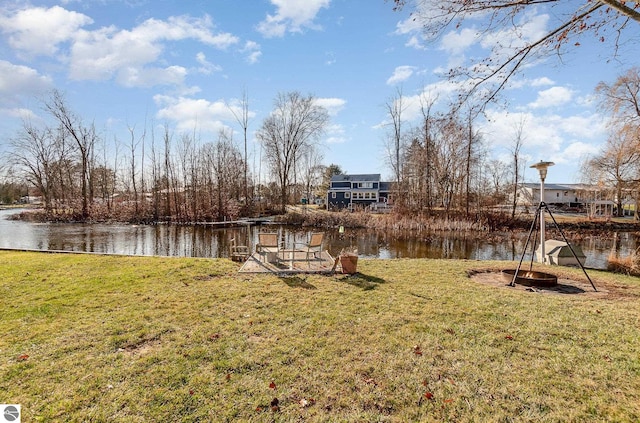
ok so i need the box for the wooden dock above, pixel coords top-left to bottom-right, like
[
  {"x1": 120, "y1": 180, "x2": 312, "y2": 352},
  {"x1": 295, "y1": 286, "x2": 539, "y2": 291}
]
[{"x1": 238, "y1": 250, "x2": 339, "y2": 274}]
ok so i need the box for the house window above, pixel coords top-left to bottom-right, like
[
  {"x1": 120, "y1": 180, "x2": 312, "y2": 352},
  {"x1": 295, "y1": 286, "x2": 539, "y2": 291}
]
[
  {"x1": 358, "y1": 182, "x2": 373, "y2": 189},
  {"x1": 557, "y1": 193, "x2": 560, "y2": 198},
  {"x1": 345, "y1": 192, "x2": 351, "y2": 199},
  {"x1": 331, "y1": 192, "x2": 336, "y2": 199}
]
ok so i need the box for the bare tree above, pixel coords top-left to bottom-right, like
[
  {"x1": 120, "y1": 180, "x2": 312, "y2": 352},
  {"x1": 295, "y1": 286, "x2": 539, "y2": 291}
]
[
  {"x1": 227, "y1": 89, "x2": 252, "y2": 208},
  {"x1": 44, "y1": 90, "x2": 97, "y2": 220},
  {"x1": 463, "y1": 108, "x2": 483, "y2": 216},
  {"x1": 126, "y1": 124, "x2": 146, "y2": 214},
  {"x1": 596, "y1": 67, "x2": 640, "y2": 138},
  {"x1": 385, "y1": 87, "x2": 406, "y2": 186},
  {"x1": 584, "y1": 126, "x2": 640, "y2": 216},
  {"x1": 257, "y1": 92, "x2": 329, "y2": 213},
  {"x1": 300, "y1": 147, "x2": 325, "y2": 206},
  {"x1": 391, "y1": 1, "x2": 640, "y2": 108},
  {"x1": 595, "y1": 67, "x2": 640, "y2": 217},
  {"x1": 486, "y1": 159, "x2": 509, "y2": 205},
  {"x1": 418, "y1": 94, "x2": 438, "y2": 211},
  {"x1": 9, "y1": 122, "x2": 61, "y2": 212},
  {"x1": 510, "y1": 117, "x2": 526, "y2": 218}
]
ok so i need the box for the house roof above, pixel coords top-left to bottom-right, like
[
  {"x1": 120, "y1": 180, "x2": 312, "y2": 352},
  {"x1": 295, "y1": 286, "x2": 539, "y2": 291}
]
[
  {"x1": 521, "y1": 183, "x2": 591, "y2": 191},
  {"x1": 330, "y1": 173, "x2": 381, "y2": 182}
]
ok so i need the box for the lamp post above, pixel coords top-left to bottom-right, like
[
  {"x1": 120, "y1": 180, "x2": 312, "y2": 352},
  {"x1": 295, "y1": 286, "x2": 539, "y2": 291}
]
[{"x1": 530, "y1": 161, "x2": 554, "y2": 263}]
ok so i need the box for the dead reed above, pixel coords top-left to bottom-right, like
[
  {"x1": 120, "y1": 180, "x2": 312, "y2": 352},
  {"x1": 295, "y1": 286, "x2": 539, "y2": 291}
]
[{"x1": 607, "y1": 249, "x2": 640, "y2": 276}]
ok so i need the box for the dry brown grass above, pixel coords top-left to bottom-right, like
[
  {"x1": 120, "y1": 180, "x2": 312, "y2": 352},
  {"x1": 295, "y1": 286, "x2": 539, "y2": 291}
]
[{"x1": 607, "y1": 250, "x2": 640, "y2": 276}]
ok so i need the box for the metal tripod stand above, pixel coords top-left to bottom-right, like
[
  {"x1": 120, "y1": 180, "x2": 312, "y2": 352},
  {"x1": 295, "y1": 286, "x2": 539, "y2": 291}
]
[{"x1": 510, "y1": 201, "x2": 597, "y2": 292}]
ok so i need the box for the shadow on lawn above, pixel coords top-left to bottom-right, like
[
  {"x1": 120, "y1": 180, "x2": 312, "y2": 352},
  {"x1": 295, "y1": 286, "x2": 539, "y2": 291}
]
[
  {"x1": 342, "y1": 273, "x2": 386, "y2": 291},
  {"x1": 282, "y1": 276, "x2": 317, "y2": 290}
]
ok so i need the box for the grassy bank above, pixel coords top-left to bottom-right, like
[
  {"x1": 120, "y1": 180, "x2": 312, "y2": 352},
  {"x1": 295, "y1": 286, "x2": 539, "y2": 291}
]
[{"x1": 1, "y1": 252, "x2": 639, "y2": 422}]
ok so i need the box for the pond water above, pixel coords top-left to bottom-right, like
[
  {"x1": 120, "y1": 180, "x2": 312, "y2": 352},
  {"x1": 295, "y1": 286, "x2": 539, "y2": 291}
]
[{"x1": 0, "y1": 208, "x2": 636, "y2": 269}]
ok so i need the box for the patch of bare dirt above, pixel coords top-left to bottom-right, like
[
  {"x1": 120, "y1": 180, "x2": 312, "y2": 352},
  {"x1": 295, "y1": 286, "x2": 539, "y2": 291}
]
[{"x1": 467, "y1": 268, "x2": 637, "y2": 300}]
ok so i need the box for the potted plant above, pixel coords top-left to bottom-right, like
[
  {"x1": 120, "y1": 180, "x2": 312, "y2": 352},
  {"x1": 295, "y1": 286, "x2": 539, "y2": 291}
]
[{"x1": 339, "y1": 247, "x2": 358, "y2": 274}]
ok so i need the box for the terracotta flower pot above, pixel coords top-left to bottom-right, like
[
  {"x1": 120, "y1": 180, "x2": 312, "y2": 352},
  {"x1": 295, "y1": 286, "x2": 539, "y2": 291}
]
[{"x1": 340, "y1": 253, "x2": 358, "y2": 274}]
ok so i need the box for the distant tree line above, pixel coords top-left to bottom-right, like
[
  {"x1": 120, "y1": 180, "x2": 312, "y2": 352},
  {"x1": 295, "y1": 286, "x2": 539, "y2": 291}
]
[
  {"x1": 382, "y1": 90, "x2": 511, "y2": 218},
  {"x1": 2, "y1": 90, "x2": 328, "y2": 222},
  {"x1": 382, "y1": 68, "x2": 640, "y2": 220},
  {"x1": 3, "y1": 66, "x2": 640, "y2": 222}
]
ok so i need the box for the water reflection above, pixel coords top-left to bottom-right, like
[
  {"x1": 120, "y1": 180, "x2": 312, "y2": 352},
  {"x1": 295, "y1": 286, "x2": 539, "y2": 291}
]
[{"x1": 1, "y1": 208, "x2": 637, "y2": 269}]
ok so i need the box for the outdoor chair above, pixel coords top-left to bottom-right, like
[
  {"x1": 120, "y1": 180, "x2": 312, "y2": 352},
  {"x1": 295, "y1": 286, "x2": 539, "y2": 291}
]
[
  {"x1": 230, "y1": 237, "x2": 250, "y2": 262},
  {"x1": 295, "y1": 232, "x2": 324, "y2": 261},
  {"x1": 256, "y1": 232, "x2": 281, "y2": 263}
]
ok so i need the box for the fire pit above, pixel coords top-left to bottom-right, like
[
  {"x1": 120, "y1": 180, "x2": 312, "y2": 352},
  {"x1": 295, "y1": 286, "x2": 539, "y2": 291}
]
[{"x1": 501, "y1": 269, "x2": 558, "y2": 287}]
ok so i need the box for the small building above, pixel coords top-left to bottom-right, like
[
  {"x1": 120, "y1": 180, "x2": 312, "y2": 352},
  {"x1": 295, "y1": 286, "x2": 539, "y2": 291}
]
[
  {"x1": 514, "y1": 182, "x2": 632, "y2": 216},
  {"x1": 515, "y1": 183, "x2": 584, "y2": 207},
  {"x1": 536, "y1": 240, "x2": 586, "y2": 267},
  {"x1": 326, "y1": 174, "x2": 391, "y2": 211}
]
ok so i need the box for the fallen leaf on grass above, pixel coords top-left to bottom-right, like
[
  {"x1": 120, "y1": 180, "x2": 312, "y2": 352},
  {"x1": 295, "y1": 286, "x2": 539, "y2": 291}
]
[
  {"x1": 269, "y1": 381, "x2": 276, "y2": 390},
  {"x1": 444, "y1": 398, "x2": 454, "y2": 403},
  {"x1": 299, "y1": 398, "x2": 316, "y2": 408},
  {"x1": 17, "y1": 354, "x2": 29, "y2": 361},
  {"x1": 209, "y1": 333, "x2": 221, "y2": 341},
  {"x1": 413, "y1": 345, "x2": 423, "y2": 355},
  {"x1": 505, "y1": 335, "x2": 513, "y2": 340},
  {"x1": 424, "y1": 392, "x2": 434, "y2": 400},
  {"x1": 189, "y1": 389, "x2": 194, "y2": 395},
  {"x1": 270, "y1": 397, "x2": 280, "y2": 412},
  {"x1": 225, "y1": 373, "x2": 231, "y2": 381}
]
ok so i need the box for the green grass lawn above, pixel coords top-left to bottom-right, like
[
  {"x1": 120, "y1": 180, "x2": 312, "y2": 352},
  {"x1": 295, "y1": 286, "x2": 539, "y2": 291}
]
[{"x1": 1, "y1": 251, "x2": 639, "y2": 422}]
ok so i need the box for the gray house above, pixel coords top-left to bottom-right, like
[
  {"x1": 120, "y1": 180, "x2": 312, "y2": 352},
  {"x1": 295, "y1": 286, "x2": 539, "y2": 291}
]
[{"x1": 326, "y1": 174, "x2": 391, "y2": 211}]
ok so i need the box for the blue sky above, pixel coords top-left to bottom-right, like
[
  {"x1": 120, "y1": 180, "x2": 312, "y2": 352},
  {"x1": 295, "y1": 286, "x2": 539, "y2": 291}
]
[{"x1": 1, "y1": 0, "x2": 638, "y2": 184}]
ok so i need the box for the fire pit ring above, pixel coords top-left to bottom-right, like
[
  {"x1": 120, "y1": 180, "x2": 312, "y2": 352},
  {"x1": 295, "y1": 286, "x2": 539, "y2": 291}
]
[{"x1": 501, "y1": 269, "x2": 558, "y2": 287}]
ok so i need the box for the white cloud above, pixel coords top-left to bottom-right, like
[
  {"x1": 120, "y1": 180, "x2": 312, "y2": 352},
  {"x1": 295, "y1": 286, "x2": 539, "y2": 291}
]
[
  {"x1": 257, "y1": 0, "x2": 331, "y2": 38},
  {"x1": 132, "y1": 15, "x2": 238, "y2": 48},
  {"x1": 241, "y1": 41, "x2": 262, "y2": 64},
  {"x1": 386, "y1": 65, "x2": 416, "y2": 85},
  {"x1": 393, "y1": 79, "x2": 478, "y2": 123},
  {"x1": 117, "y1": 65, "x2": 188, "y2": 88},
  {"x1": 325, "y1": 123, "x2": 346, "y2": 144},
  {"x1": 0, "y1": 6, "x2": 92, "y2": 56},
  {"x1": 480, "y1": 12, "x2": 549, "y2": 55},
  {"x1": 529, "y1": 86, "x2": 574, "y2": 109},
  {"x1": 195, "y1": 52, "x2": 222, "y2": 74},
  {"x1": 480, "y1": 109, "x2": 606, "y2": 171},
  {"x1": 1, "y1": 6, "x2": 240, "y2": 88},
  {"x1": 530, "y1": 77, "x2": 554, "y2": 87},
  {"x1": 395, "y1": 12, "x2": 424, "y2": 36},
  {"x1": 440, "y1": 27, "x2": 478, "y2": 56},
  {"x1": 0, "y1": 60, "x2": 52, "y2": 105},
  {"x1": 154, "y1": 95, "x2": 238, "y2": 133},
  {"x1": 0, "y1": 107, "x2": 38, "y2": 120},
  {"x1": 69, "y1": 15, "x2": 238, "y2": 84},
  {"x1": 315, "y1": 97, "x2": 346, "y2": 115},
  {"x1": 405, "y1": 35, "x2": 426, "y2": 50},
  {"x1": 558, "y1": 141, "x2": 600, "y2": 163}
]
